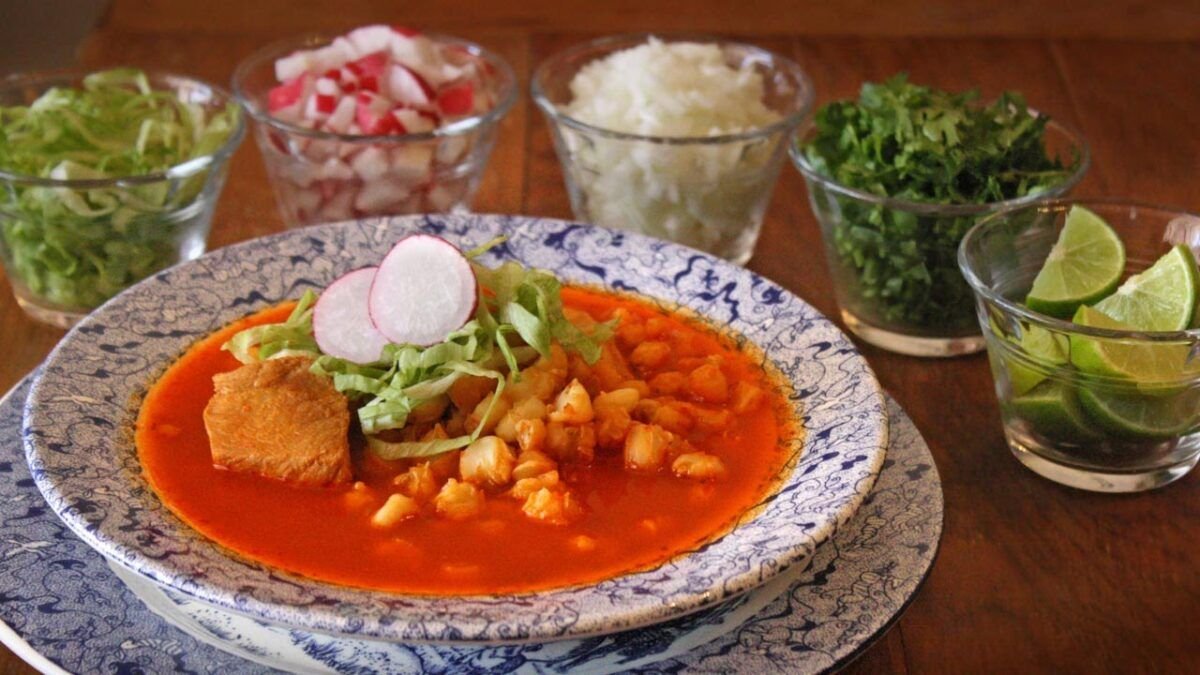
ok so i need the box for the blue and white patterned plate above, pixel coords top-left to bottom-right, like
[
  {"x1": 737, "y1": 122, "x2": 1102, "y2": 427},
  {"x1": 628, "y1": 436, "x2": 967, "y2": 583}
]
[
  {"x1": 0, "y1": 374, "x2": 941, "y2": 674},
  {"x1": 22, "y1": 214, "x2": 889, "y2": 644}
]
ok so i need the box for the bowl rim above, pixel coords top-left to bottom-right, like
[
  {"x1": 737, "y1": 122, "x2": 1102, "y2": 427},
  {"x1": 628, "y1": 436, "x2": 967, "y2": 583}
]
[
  {"x1": 530, "y1": 33, "x2": 816, "y2": 145},
  {"x1": 22, "y1": 213, "x2": 889, "y2": 644},
  {"x1": 231, "y1": 31, "x2": 518, "y2": 144},
  {"x1": 958, "y1": 197, "x2": 1200, "y2": 342},
  {"x1": 0, "y1": 68, "x2": 246, "y2": 188},
  {"x1": 789, "y1": 116, "x2": 1092, "y2": 216}
]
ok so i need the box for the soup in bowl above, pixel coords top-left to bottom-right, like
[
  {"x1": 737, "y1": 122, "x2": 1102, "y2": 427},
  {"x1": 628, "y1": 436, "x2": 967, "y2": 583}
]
[{"x1": 23, "y1": 214, "x2": 887, "y2": 643}]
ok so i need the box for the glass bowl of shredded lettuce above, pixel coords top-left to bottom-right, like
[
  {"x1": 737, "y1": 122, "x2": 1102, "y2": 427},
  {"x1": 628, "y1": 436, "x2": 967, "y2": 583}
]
[
  {"x1": 790, "y1": 75, "x2": 1088, "y2": 358},
  {"x1": 0, "y1": 68, "x2": 244, "y2": 327}
]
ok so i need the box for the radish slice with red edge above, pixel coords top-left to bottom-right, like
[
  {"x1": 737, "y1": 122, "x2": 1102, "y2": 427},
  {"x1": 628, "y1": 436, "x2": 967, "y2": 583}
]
[
  {"x1": 368, "y1": 235, "x2": 478, "y2": 346},
  {"x1": 313, "y1": 267, "x2": 391, "y2": 364}
]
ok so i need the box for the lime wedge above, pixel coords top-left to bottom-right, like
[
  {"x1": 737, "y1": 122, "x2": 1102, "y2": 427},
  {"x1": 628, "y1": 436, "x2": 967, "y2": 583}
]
[
  {"x1": 1093, "y1": 244, "x2": 1199, "y2": 331},
  {"x1": 1009, "y1": 380, "x2": 1102, "y2": 442},
  {"x1": 1008, "y1": 325, "x2": 1069, "y2": 395},
  {"x1": 1026, "y1": 206, "x2": 1125, "y2": 319},
  {"x1": 1078, "y1": 385, "x2": 1200, "y2": 440},
  {"x1": 1069, "y1": 305, "x2": 1195, "y2": 390}
]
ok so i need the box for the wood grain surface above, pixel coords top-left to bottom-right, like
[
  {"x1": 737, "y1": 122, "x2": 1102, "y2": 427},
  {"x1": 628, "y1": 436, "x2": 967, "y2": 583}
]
[{"x1": 2, "y1": 2, "x2": 1199, "y2": 673}]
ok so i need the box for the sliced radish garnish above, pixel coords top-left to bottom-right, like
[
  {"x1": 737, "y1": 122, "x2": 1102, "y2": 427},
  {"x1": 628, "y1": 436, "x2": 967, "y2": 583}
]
[
  {"x1": 369, "y1": 235, "x2": 478, "y2": 346},
  {"x1": 386, "y1": 64, "x2": 434, "y2": 106},
  {"x1": 314, "y1": 267, "x2": 391, "y2": 364},
  {"x1": 437, "y1": 83, "x2": 474, "y2": 116}
]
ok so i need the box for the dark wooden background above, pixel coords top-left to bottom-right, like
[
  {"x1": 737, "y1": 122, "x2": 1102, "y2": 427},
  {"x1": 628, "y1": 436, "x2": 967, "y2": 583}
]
[{"x1": 2, "y1": 1, "x2": 1199, "y2": 673}]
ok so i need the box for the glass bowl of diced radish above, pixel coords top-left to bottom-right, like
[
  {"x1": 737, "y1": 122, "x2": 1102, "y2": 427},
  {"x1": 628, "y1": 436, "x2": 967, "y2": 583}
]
[{"x1": 233, "y1": 25, "x2": 517, "y2": 226}]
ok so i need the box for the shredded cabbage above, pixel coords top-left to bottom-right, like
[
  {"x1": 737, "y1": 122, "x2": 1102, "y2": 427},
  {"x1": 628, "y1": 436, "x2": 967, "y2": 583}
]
[
  {"x1": 222, "y1": 247, "x2": 615, "y2": 459},
  {"x1": 0, "y1": 68, "x2": 240, "y2": 310}
]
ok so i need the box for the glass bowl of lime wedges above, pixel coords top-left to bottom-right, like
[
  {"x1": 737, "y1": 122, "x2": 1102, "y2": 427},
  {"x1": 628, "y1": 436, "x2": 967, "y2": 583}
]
[{"x1": 959, "y1": 200, "x2": 1200, "y2": 492}]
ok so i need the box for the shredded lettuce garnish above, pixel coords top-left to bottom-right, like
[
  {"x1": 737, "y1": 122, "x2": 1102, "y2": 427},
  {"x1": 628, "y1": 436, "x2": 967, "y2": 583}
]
[
  {"x1": 0, "y1": 68, "x2": 240, "y2": 310},
  {"x1": 222, "y1": 245, "x2": 616, "y2": 459}
]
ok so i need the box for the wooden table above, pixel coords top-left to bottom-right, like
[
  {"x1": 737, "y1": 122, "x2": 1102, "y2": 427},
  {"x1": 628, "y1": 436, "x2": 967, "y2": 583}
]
[{"x1": 3, "y1": 2, "x2": 1199, "y2": 673}]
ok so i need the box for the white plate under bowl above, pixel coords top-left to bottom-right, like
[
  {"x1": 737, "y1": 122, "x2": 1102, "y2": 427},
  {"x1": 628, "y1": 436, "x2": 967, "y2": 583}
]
[{"x1": 23, "y1": 214, "x2": 888, "y2": 644}]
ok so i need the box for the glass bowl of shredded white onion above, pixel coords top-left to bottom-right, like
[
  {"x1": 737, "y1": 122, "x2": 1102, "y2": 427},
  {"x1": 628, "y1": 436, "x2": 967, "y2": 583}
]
[{"x1": 532, "y1": 35, "x2": 814, "y2": 264}]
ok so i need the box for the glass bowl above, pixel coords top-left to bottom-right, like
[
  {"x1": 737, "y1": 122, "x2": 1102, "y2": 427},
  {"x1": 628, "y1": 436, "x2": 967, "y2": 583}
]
[
  {"x1": 531, "y1": 34, "x2": 815, "y2": 265},
  {"x1": 791, "y1": 118, "x2": 1089, "y2": 357},
  {"x1": 958, "y1": 199, "x2": 1200, "y2": 492},
  {"x1": 233, "y1": 33, "x2": 516, "y2": 228},
  {"x1": 0, "y1": 69, "x2": 244, "y2": 328}
]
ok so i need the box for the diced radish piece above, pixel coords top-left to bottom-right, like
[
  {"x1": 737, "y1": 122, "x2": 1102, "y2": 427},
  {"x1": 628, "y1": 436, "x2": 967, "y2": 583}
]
[
  {"x1": 425, "y1": 184, "x2": 458, "y2": 212},
  {"x1": 337, "y1": 66, "x2": 360, "y2": 90},
  {"x1": 304, "y1": 92, "x2": 337, "y2": 121},
  {"x1": 318, "y1": 157, "x2": 354, "y2": 181},
  {"x1": 389, "y1": 35, "x2": 453, "y2": 87},
  {"x1": 345, "y1": 51, "x2": 390, "y2": 79},
  {"x1": 347, "y1": 25, "x2": 400, "y2": 59},
  {"x1": 268, "y1": 75, "x2": 307, "y2": 113},
  {"x1": 330, "y1": 37, "x2": 358, "y2": 63},
  {"x1": 288, "y1": 183, "x2": 322, "y2": 215},
  {"x1": 355, "y1": 91, "x2": 399, "y2": 135},
  {"x1": 325, "y1": 95, "x2": 356, "y2": 133},
  {"x1": 283, "y1": 161, "x2": 318, "y2": 188},
  {"x1": 358, "y1": 75, "x2": 381, "y2": 93},
  {"x1": 320, "y1": 187, "x2": 356, "y2": 221},
  {"x1": 338, "y1": 139, "x2": 362, "y2": 159},
  {"x1": 275, "y1": 51, "x2": 312, "y2": 82},
  {"x1": 368, "y1": 235, "x2": 478, "y2": 346},
  {"x1": 305, "y1": 138, "x2": 337, "y2": 162},
  {"x1": 354, "y1": 177, "x2": 409, "y2": 213},
  {"x1": 391, "y1": 144, "x2": 434, "y2": 180},
  {"x1": 323, "y1": 68, "x2": 342, "y2": 83},
  {"x1": 386, "y1": 64, "x2": 434, "y2": 106},
  {"x1": 350, "y1": 147, "x2": 390, "y2": 181},
  {"x1": 314, "y1": 267, "x2": 391, "y2": 364},
  {"x1": 315, "y1": 77, "x2": 341, "y2": 96},
  {"x1": 435, "y1": 135, "x2": 469, "y2": 165},
  {"x1": 311, "y1": 41, "x2": 355, "y2": 73},
  {"x1": 393, "y1": 108, "x2": 436, "y2": 134},
  {"x1": 437, "y1": 83, "x2": 474, "y2": 116},
  {"x1": 266, "y1": 129, "x2": 291, "y2": 155}
]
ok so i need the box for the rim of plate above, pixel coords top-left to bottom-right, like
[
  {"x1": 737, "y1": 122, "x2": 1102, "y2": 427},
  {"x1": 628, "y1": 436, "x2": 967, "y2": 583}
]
[{"x1": 22, "y1": 213, "x2": 888, "y2": 644}]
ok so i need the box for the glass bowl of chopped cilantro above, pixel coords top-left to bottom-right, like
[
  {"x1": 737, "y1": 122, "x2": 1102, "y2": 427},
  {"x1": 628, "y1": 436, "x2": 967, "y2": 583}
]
[
  {"x1": 791, "y1": 74, "x2": 1088, "y2": 357},
  {"x1": 0, "y1": 68, "x2": 244, "y2": 328}
]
